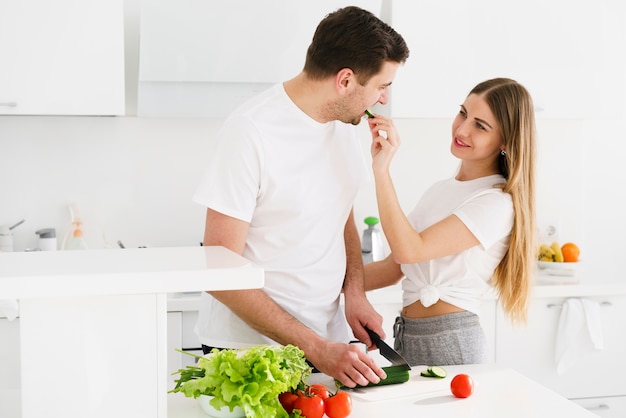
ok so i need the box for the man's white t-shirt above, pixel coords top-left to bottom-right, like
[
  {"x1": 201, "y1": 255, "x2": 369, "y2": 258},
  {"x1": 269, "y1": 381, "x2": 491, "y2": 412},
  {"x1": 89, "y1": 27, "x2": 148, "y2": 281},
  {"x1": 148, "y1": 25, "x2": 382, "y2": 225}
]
[
  {"x1": 401, "y1": 175, "x2": 513, "y2": 315},
  {"x1": 192, "y1": 83, "x2": 368, "y2": 348}
]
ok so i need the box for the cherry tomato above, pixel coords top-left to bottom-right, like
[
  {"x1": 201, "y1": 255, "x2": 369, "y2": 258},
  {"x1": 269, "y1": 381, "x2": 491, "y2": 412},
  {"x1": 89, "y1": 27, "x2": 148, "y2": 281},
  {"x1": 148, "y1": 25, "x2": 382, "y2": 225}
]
[
  {"x1": 278, "y1": 391, "x2": 298, "y2": 414},
  {"x1": 307, "y1": 383, "x2": 330, "y2": 399},
  {"x1": 293, "y1": 395, "x2": 325, "y2": 418},
  {"x1": 450, "y1": 373, "x2": 475, "y2": 398},
  {"x1": 324, "y1": 391, "x2": 352, "y2": 418}
]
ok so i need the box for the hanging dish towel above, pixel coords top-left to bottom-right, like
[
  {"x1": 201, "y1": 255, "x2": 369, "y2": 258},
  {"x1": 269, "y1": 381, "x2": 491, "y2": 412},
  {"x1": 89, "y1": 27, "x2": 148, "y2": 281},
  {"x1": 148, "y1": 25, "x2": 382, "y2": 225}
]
[
  {"x1": 0, "y1": 299, "x2": 19, "y2": 321},
  {"x1": 554, "y1": 298, "x2": 604, "y2": 375}
]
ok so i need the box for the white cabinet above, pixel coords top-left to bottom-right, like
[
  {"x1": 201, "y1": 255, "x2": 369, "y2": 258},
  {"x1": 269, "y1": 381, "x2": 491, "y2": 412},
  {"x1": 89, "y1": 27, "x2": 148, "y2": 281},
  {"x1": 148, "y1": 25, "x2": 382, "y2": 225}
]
[
  {"x1": 495, "y1": 294, "x2": 626, "y2": 415},
  {"x1": 0, "y1": 0, "x2": 125, "y2": 115},
  {"x1": 0, "y1": 318, "x2": 20, "y2": 391},
  {"x1": 390, "y1": 0, "x2": 626, "y2": 119},
  {"x1": 167, "y1": 310, "x2": 202, "y2": 388},
  {"x1": 137, "y1": 0, "x2": 382, "y2": 117},
  {"x1": 572, "y1": 396, "x2": 626, "y2": 418}
]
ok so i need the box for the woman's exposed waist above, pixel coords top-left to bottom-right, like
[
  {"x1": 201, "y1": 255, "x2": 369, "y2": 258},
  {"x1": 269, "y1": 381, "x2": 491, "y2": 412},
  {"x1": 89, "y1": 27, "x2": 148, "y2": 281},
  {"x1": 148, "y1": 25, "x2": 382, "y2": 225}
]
[{"x1": 402, "y1": 299, "x2": 465, "y2": 318}]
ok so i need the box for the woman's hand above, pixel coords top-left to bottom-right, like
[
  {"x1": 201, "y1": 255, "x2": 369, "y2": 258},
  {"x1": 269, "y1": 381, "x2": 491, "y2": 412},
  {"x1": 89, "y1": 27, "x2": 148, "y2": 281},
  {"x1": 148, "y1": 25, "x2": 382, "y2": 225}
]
[{"x1": 368, "y1": 114, "x2": 400, "y2": 174}]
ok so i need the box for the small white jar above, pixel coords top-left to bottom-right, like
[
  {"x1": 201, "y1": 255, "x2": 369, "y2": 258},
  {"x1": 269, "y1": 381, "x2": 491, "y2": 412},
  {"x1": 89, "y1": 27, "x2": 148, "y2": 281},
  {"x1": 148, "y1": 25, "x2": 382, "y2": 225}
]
[{"x1": 36, "y1": 228, "x2": 57, "y2": 251}]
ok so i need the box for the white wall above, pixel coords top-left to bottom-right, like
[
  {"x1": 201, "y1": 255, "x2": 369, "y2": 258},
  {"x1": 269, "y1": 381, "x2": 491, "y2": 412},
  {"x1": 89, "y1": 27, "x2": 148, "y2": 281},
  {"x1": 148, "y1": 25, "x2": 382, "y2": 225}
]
[{"x1": 0, "y1": 0, "x2": 624, "y2": 280}]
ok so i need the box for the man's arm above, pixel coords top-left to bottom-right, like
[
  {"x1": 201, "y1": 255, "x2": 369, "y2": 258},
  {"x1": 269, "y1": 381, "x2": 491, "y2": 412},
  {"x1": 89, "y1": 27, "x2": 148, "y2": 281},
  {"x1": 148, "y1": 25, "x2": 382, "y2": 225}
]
[
  {"x1": 341, "y1": 209, "x2": 387, "y2": 347},
  {"x1": 202, "y1": 208, "x2": 386, "y2": 387}
]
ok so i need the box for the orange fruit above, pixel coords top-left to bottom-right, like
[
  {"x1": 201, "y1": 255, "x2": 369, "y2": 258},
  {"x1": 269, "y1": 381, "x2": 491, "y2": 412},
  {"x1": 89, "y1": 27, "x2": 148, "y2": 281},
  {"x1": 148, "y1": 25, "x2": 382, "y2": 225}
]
[{"x1": 561, "y1": 242, "x2": 580, "y2": 262}]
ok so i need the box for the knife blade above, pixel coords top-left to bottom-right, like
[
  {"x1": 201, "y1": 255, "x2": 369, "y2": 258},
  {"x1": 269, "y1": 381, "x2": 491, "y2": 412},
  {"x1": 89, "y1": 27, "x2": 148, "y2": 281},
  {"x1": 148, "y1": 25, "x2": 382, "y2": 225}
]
[{"x1": 365, "y1": 327, "x2": 411, "y2": 370}]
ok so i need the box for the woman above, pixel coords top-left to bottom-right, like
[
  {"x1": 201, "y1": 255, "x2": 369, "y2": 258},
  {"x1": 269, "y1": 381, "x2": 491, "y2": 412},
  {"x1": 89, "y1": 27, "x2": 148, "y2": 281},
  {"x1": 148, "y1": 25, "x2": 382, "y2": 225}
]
[{"x1": 365, "y1": 78, "x2": 536, "y2": 366}]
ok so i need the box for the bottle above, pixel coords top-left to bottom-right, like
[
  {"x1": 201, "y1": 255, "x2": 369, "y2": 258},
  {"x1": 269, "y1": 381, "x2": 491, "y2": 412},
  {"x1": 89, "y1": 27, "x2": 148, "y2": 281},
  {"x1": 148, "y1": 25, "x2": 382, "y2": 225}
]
[
  {"x1": 63, "y1": 220, "x2": 88, "y2": 250},
  {"x1": 361, "y1": 216, "x2": 384, "y2": 264},
  {"x1": 62, "y1": 203, "x2": 89, "y2": 250},
  {"x1": 35, "y1": 228, "x2": 57, "y2": 251}
]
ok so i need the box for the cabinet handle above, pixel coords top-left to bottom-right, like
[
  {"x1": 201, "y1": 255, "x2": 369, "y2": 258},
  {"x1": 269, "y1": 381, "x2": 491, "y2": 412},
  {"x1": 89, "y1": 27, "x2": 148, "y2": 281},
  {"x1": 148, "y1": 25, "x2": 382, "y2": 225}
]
[
  {"x1": 0, "y1": 102, "x2": 17, "y2": 107},
  {"x1": 585, "y1": 403, "x2": 609, "y2": 411},
  {"x1": 547, "y1": 301, "x2": 612, "y2": 309}
]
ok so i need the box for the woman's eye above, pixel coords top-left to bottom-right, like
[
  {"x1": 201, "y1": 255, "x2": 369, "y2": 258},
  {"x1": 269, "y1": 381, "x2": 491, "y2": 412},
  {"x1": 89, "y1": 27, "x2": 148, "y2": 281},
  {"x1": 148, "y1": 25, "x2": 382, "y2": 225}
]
[
  {"x1": 476, "y1": 122, "x2": 486, "y2": 130},
  {"x1": 459, "y1": 109, "x2": 467, "y2": 117}
]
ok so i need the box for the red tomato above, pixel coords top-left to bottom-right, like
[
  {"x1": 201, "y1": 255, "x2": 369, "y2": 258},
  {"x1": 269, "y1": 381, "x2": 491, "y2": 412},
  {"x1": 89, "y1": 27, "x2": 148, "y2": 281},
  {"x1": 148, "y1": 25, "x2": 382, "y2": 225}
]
[
  {"x1": 293, "y1": 395, "x2": 325, "y2": 418},
  {"x1": 307, "y1": 383, "x2": 330, "y2": 399},
  {"x1": 324, "y1": 391, "x2": 352, "y2": 418},
  {"x1": 278, "y1": 391, "x2": 298, "y2": 414},
  {"x1": 450, "y1": 374, "x2": 475, "y2": 398}
]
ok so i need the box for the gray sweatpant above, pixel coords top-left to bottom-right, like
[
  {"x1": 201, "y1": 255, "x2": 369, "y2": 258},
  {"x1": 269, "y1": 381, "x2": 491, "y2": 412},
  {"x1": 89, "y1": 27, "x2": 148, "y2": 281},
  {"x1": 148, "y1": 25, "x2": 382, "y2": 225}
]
[{"x1": 393, "y1": 311, "x2": 487, "y2": 366}]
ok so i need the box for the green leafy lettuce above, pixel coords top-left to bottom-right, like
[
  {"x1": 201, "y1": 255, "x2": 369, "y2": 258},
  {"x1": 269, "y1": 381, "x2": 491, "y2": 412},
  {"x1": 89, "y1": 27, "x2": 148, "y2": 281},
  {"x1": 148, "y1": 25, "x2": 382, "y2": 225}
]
[{"x1": 170, "y1": 344, "x2": 311, "y2": 418}]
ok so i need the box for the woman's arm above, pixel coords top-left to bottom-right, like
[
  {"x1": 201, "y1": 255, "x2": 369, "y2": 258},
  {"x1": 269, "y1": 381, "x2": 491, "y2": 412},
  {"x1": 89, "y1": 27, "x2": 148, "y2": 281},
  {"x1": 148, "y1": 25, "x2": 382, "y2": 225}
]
[
  {"x1": 368, "y1": 116, "x2": 479, "y2": 264},
  {"x1": 363, "y1": 254, "x2": 404, "y2": 291}
]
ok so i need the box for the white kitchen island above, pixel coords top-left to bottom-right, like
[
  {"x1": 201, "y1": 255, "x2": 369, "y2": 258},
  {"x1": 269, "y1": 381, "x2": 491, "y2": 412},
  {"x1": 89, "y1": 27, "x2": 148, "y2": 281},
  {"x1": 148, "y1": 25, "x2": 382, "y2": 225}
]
[
  {"x1": 169, "y1": 363, "x2": 597, "y2": 417},
  {"x1": 0, "y1": 246, "x2": 263, "y2": 418}
]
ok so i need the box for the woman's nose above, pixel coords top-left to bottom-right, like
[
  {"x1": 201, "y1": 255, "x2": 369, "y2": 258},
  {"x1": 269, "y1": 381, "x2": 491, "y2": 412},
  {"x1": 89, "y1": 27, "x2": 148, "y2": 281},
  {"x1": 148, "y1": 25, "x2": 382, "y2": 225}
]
[{"x1": 455, "y1": 120, "x2": 470, "y2": 137}]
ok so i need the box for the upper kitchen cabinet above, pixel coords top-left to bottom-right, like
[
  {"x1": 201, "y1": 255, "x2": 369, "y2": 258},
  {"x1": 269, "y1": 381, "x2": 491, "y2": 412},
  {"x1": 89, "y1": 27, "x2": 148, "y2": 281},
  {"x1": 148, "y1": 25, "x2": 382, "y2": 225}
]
[
  {"x1": 0, "y1": 0, "x2": 125, "y2": 115},
  {"x1": 138, "y1": 0, "x2": 382, "y2": 118},
  {"x1": 390, "y1": 0, "x2": 626, "y2": 119}
]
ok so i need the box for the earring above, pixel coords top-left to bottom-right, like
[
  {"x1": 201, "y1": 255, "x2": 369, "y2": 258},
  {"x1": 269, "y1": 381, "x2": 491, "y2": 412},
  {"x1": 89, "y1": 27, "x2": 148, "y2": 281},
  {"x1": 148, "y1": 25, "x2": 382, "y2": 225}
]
[{"x1": 500, "y1": 150, "x2": 506, "y2": 156}]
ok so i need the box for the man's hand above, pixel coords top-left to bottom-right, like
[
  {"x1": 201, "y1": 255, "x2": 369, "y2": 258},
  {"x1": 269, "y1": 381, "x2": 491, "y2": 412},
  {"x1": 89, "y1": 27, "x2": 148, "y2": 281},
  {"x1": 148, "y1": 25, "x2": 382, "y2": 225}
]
[
  {"x1": 307, "y1": 340, "x2": 387, "y2": 388},
  {"x1": 344, "y1": 291, "x2": 385, "y2": 351}
]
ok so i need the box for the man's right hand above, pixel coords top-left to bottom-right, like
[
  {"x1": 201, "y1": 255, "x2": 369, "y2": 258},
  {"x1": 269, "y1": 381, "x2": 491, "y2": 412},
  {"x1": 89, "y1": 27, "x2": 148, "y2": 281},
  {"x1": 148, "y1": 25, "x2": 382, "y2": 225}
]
[{"x1": 306, "y1": 340, "x2": 387, "y2": 388}]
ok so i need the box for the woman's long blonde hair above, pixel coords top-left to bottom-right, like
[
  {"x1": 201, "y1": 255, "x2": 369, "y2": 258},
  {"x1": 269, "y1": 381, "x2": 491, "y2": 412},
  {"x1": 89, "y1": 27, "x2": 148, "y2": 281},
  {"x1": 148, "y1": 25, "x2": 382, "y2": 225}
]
[{"x1": 470, "y1": 78, "x2": 537, "y2": 325}]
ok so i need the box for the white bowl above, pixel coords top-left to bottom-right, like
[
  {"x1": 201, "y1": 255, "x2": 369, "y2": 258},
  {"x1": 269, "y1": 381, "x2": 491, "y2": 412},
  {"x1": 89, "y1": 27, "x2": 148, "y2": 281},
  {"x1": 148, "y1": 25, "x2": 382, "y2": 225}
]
[
  {"x1": 537, "y1": 261, "x2": 579, "y2": 276},
  {"x1": 198, "y1": 395, "x2": 245, "y2": 418}
]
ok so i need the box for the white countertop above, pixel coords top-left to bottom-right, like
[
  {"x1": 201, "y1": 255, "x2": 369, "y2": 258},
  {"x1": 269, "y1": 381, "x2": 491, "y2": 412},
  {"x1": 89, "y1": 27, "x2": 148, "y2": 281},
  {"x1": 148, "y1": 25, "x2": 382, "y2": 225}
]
[
  {"x1": 0, "y1": 246, "x2": 263, "y2": 299},
  {"x1": 167, "y1": 363, "x2": 596, "y2": 417},
  {"x1": 167, "y1": 275, "x2": 626, "y2": 312}
]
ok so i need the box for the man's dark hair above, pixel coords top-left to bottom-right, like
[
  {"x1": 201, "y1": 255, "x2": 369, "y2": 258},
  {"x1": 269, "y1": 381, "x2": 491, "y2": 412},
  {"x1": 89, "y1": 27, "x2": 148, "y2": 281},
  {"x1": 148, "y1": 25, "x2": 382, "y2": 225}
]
[{"x1": 303, "y1": 6, "x2": 409, "y2": 84}]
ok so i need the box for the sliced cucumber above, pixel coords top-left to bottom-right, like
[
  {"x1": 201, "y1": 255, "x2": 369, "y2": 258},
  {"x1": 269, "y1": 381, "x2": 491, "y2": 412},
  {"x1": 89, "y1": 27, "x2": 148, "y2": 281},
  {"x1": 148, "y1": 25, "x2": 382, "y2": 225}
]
[
  {"x1": 420, "y1": 370, "x2": 434, "y2": 377},
  {"x1": 427, "y1": 366, "x2": 447, "y2": 378}
]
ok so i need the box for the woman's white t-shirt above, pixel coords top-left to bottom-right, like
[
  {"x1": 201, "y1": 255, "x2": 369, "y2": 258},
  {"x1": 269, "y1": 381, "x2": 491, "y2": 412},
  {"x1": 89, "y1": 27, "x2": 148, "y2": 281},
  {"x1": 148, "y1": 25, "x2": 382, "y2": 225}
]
[
  {"x1": 192, "y1": 83, "x2": 368, "y2": 348},
  {"x1": 401, "y1": 175, "x2": 513, "y2": 315}
]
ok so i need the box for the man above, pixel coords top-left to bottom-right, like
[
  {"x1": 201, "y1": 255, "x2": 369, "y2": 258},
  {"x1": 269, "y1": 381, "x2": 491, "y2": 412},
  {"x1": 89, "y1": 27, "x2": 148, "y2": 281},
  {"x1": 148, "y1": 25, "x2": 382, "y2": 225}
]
[{"x1": 192, "y1": 6, "x2": 409, "y2": 388}]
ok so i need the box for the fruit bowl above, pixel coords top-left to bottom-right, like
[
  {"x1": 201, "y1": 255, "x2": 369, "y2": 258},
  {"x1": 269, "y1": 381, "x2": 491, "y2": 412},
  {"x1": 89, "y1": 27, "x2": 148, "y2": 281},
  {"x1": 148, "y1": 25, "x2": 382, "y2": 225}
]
[{"x1": 537, "y1": 261, "x2": 579, "y2": 276}]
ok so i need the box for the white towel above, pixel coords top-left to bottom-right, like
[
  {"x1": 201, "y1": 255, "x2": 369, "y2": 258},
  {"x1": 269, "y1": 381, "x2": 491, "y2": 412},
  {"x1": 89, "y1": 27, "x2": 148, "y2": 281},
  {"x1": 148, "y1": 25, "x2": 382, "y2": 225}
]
[
  {"x1": 555, "y1": 298, "x2": 604, "y2": 375},
  {"x1": 0, "y1": 299, "x2": 19, "y2": 321}
]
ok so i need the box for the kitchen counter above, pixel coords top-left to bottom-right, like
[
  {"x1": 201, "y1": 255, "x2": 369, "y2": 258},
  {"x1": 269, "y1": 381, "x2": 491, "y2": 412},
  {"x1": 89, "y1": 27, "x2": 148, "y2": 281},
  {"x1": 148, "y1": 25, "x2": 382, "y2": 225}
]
[
  {"x1": 167, "y1": 363, "x2": 596, "y2": 417},
  {"x1": 0, "y1": 246, "x2": 263, "y2": 418},
  {"x1": 167, "y1": 275, "x2": 626, "y2": 312}
]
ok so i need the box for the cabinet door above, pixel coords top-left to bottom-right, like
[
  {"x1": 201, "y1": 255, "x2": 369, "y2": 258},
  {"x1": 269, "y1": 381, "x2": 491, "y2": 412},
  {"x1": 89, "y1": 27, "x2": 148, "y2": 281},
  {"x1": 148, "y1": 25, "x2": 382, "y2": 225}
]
[
  {"x1": 166, "y1": 311, "x2": 182, "y2": 389},
  {"x1": 0, "y1": 318, "x2": 20, "y2": 391},
  {"x1": 390, "y1": 0, "x2": 626, "y2": 119},
  {"x1": 495, "y1": 295, "x2": 626, "y2": 399},
  {"x1": 572, "y1": 396, "x2": 626, "y2": 418},
  {"x1": 0, "y1": 0, "x2": 125, "y2": 115}
]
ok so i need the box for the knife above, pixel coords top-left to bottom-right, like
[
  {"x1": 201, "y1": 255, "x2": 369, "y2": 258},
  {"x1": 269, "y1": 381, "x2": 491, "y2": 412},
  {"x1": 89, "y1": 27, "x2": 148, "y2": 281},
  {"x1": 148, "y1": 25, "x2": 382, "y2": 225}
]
[{"x1": 365, "y1": 327, "x2": 411, "y2": 370}]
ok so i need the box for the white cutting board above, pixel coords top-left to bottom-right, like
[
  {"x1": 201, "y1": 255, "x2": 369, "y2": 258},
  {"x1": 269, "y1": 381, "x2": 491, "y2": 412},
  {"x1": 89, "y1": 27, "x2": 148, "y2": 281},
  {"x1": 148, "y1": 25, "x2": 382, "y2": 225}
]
[
  {"x1": 346, "y1": 368, "x2": 450, "y2": 402},
  {"x1": 310, "y1": 366, "x2": 450, "y2": 403}
]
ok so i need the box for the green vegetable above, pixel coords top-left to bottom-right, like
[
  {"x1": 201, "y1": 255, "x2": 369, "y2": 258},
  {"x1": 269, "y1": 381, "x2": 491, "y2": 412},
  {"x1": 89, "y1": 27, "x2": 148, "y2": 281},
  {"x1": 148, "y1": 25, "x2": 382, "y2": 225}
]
[
  {"x1": 421, "y1": 366, "x2": 447, "y2": 378},
  {"x1": 364, "y1": 109, "x2": 375, "y2": 118},
  {"x1": 170, "y1": 345, "x2": 311, "y2": 418},
  {"x1": 335, "y1": 365, "x2": 410, "y2": 389}
]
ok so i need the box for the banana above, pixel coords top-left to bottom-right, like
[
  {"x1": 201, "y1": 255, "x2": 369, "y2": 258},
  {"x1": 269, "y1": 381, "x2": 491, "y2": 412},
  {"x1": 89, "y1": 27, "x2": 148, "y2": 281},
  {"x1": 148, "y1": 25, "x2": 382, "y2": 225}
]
[
  {"x1": 537, "y1": 244, "x2": 555, "y2": 262},
  {"x1": 551, "y1": 242, "x2": 564, "y2": 262}
]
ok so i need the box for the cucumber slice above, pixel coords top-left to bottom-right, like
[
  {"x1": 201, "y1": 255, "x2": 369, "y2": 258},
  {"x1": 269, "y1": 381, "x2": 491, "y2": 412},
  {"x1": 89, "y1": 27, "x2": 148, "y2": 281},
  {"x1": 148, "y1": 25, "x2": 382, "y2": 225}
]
[
  {"x1": 420, "y1": 370, "x2": 434, "y2": 377},
  {"x1": 427, "y1": 366, "x2": 447, "y2": 378}
]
